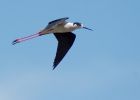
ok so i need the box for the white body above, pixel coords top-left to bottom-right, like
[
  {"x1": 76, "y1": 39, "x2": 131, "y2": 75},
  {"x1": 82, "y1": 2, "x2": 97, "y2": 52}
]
[
  {"x1": 53, "y1": 22, "x2": 78, "y2": 33},
  {"x1": 40, "y1": 22, "x2": 82, "y2": 35}
]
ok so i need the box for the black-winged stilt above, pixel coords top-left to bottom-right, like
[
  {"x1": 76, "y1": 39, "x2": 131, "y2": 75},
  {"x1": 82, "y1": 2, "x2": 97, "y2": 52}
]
[{"x1": 12, "y1": 17, "x2": 93, "y2": 70}]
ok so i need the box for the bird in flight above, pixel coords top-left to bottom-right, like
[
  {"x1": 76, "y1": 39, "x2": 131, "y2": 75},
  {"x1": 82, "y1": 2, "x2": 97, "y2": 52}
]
[{"x1": 12, "y1": 17, "x2": 93, "y2": 70}]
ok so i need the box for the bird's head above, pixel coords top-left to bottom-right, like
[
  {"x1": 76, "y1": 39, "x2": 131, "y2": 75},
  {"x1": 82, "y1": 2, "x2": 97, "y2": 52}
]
[
  {"x1": 73, "y1": 22, "x2": 93, "y2": 31},
  {"x1": 73, "y1": 22, "x2": 82, "y2": 29}
]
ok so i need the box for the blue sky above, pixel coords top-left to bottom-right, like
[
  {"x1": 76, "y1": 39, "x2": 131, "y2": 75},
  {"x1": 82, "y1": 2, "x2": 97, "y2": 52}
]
[{"x1": 0, "y1": 0, "x2": 140, "y2": 100}]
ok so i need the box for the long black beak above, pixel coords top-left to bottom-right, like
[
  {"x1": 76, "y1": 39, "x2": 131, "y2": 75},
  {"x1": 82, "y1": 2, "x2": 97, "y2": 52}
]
[{"x1": 83, "y1": 27, "x2": 93, "y2": 31}]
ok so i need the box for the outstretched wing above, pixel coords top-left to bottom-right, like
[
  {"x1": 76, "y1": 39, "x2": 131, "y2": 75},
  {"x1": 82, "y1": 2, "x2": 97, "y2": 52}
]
[
  {"x1": 46, "y1": 17, "x2": 69, "y2": 29},
  {"x1": 48, "y1": 17, "x2": 69, "y2": 25},
  {"x1": 53, "y1": 32, "x2": 76, "y2": 70}
]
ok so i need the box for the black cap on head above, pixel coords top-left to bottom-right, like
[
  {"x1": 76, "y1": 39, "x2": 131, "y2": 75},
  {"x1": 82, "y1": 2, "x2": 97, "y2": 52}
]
[{"x1": 73, "y1": 22, "x2": 82, "y2": 26}]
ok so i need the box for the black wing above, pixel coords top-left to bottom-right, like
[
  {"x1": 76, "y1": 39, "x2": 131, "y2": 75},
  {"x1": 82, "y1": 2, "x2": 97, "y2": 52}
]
[
  {"x1": 48, "y1": 17, "x2": 69, "y2": 25},
  {"x1": 53, "y1": 32, "x2": 76, "y2": 70},
  {"x1": 45, "y1": 17, "x2": 69, "y2": 30}
]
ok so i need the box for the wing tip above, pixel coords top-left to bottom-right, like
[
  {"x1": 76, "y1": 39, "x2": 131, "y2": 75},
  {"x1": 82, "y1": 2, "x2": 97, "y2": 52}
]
[
  {"x1": 52, "y1": 64, "x2": 57, "y2": 70},
  {"x1": 65, "y1": 17, "x2": 69, "y2": 19}
]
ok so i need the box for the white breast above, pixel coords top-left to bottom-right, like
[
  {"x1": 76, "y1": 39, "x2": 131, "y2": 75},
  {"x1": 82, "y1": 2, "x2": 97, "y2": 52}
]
[{"x1": 52, "y1": 22, "x2": 77, "y2": 33}]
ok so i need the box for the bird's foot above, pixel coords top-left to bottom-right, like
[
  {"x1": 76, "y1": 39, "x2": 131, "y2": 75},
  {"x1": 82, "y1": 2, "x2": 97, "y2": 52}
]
[{"x1": 12, "y1": 39, "x2": 20, "y2": 45}]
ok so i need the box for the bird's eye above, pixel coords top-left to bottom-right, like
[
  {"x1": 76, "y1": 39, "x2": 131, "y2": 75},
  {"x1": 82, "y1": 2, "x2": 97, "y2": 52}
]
[
  {"x1": 73, "y1": 23, "x2": 76, "y2": 26},
  {"x1": 73, "y1": 22, "x2": 81, "y2": 26}
]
